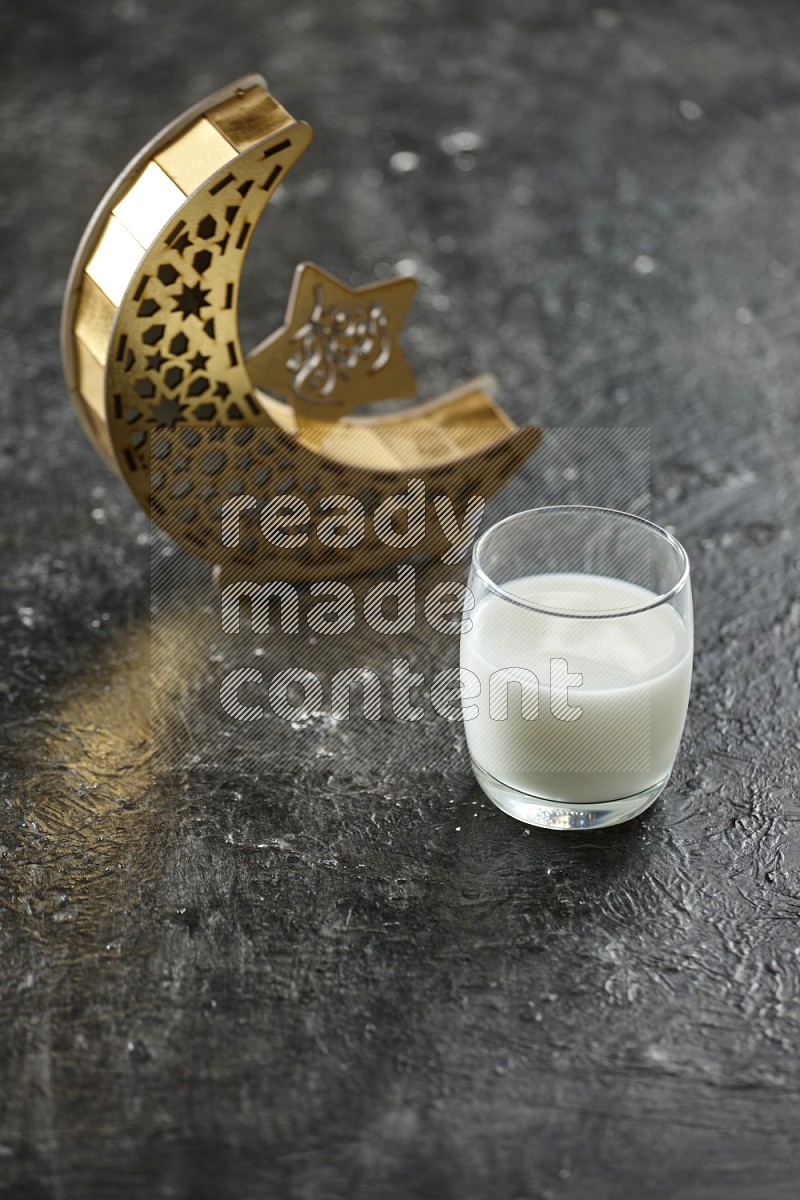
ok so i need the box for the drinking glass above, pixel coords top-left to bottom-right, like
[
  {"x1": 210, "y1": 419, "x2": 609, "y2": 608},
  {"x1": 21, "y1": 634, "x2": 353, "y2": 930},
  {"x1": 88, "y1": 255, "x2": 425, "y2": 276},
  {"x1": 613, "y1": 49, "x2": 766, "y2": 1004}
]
[{"x1": 461, "y1": 506, "x2": 692, "y2": 830}]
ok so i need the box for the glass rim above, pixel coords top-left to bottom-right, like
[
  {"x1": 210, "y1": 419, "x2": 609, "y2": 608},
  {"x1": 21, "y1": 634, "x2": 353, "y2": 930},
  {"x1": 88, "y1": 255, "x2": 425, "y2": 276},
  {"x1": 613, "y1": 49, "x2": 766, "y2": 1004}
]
[{"x1": 471, "y1": 505, "x2": 691, "y2": 620}]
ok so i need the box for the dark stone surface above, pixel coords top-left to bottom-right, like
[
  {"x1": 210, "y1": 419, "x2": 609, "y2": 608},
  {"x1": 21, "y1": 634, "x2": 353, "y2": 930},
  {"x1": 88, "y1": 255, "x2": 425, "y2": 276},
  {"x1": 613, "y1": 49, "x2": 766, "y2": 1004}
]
[{"x1": 1, "y1": 1, "x2": 800, "y2": 1197}]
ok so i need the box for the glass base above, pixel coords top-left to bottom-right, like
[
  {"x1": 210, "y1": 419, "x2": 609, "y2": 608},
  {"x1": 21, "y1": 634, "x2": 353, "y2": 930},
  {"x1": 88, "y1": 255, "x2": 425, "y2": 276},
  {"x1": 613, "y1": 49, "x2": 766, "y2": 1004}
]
[{"x1": 471, "y1": 759, "x2": 668, "y2": 830}]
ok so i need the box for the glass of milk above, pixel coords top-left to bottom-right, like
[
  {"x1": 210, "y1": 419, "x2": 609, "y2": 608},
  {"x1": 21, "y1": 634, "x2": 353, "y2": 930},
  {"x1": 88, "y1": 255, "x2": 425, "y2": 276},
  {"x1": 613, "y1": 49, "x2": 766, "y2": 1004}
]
[{"x1": 461, "y1": 506, "x2": 692, "y2": 830}]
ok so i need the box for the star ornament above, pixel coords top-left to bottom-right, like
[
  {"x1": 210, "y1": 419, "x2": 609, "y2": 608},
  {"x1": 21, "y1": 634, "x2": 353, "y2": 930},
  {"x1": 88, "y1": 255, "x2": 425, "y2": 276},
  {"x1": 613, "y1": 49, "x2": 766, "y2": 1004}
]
[
  {"x1": 149, "y1": 395, "x2": 186, "y2": 428},
  {"x1": 172, "y1": 282, "x2": 211, "y2": 320},
  {"x1": 251, "y1": 263, "x2": 419, "y2": 421}
]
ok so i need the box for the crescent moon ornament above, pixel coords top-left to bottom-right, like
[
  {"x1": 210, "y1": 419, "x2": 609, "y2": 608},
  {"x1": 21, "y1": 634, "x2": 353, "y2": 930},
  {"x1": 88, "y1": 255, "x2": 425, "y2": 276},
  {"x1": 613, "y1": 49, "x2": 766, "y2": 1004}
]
[{"x1": 62, "y1": 75, "x2": 542, "y2": 582}]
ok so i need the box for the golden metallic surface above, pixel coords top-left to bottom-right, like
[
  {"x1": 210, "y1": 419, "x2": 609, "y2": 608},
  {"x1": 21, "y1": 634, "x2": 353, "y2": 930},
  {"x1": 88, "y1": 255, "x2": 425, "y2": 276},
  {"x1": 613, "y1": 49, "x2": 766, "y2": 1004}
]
[
  {"x1": 74, "y1": 276, "x2": 116, "y2": 366},
  {"x1": 85, "y1": 214, "x2": 145, "y2": 307},
  {"x1": 207, "y1": 88, "x2": 295, "y2": 150},
  {"x1": 75, "y1": 339, "x2": 106, "y2": 418},
  {"x1": 62, "y1": 74, "x2": 269, "y2": 467},
  {"x1": 86, "y1": 406, "x2": 114, "y2": 462},
  {"x1": 291, "y1": 376, "x2": 515, "y2": 468},
  {"x1": 62, "y1": 78, "x2": 542, "y2": 580},
  {"x1": 112, "y1": 160, "x2": 185, "y2": 248},
  {"x1": 155, "y1": 118, "x2": 237, "y2": 194}
]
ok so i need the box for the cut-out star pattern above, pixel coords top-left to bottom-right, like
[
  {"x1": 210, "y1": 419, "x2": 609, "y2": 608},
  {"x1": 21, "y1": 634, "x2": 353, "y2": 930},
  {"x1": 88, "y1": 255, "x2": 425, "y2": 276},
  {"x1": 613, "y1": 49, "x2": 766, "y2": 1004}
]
[
  {"x1": 149, "y1": 396, "x2": 187, "y2": 428},
  {"x1": 172, "y1": 283, "x2": 211, "y2": 320}
]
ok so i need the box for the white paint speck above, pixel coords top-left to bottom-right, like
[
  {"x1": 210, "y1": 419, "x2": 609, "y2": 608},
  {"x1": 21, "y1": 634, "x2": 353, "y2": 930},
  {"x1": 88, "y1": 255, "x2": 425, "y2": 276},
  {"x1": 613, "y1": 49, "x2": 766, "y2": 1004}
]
[
  {"x1": 390, "y1": 150, "x2": 420, "y2": 174},
  {"x1": 302, "y1": 171, "x2": 331, "y2": 198},
  {"x1": 91, "y1": 507, "x2": 106, "y2": 523},
  {"x1": 439, "y1": 129, "x2": 483, "y2": 156},
  {"x1": 679, "y1": 99, "x2": 703, "y2": 121},
  {"x1": 394, "y1": 257, "x2": 418, "y2": 277},
  {"x1": 735, "y1": 306, "x2": 753, "y2": 325},
  {"x1": 633, "y1": 254, "x2": 656, "y2": 275}
]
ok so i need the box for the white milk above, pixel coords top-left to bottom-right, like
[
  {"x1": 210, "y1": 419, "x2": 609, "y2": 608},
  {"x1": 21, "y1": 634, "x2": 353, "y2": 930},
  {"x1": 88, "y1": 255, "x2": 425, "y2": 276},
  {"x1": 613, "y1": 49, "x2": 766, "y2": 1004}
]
[{"x1": 460, "y1": 573, "x2": 692, "y2": 805}]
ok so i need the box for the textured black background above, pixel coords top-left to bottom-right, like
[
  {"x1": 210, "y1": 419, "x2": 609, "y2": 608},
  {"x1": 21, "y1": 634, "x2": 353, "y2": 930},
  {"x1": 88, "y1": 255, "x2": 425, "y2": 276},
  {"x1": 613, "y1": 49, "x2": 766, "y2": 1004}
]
[{"x1": 1, "y1": 1, "x2": 799, "y2": 1198}]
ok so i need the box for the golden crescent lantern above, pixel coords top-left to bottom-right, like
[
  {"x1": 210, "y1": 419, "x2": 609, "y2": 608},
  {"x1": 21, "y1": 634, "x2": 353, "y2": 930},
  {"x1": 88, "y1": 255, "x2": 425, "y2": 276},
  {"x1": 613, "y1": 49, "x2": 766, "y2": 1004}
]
[{"x1": 61, "y1": 75, "x2": 541, "y2": 583}]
